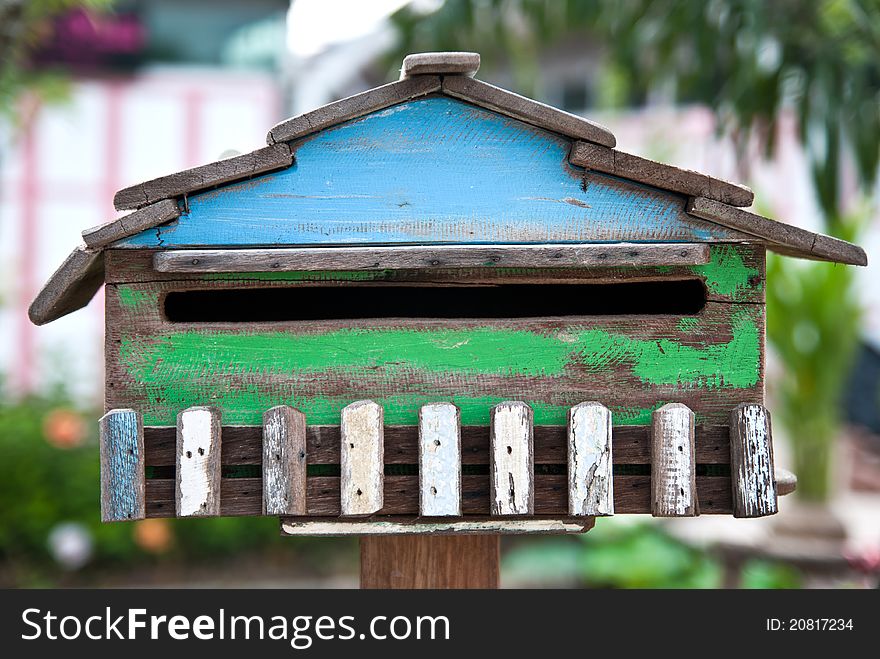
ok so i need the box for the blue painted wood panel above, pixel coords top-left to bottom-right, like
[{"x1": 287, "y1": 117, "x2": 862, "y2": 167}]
[
  {"x1": 99, "y1": 409, "x2": 145, "y2": 522},
  {"x1": 118, "y1": 96, "x2": 741, "y2": 248}
]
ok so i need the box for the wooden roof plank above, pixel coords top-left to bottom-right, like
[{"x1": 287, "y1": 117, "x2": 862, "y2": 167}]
[
  {"x1": 401, "y1": 51, "x2": 480, "y2": 78},
  {"x1": 687, "y1": 197, "x2": 867, "y2": 266},
  {"x1": 113, "y1": 143, "x2": 292, "y2": 211},
  {"x1": 153, "y1": 243, "x2": 712, "y2": 273},
  {"x1": 442, "y1": 75, "x2": 616, "y2": 148},
  {"x1": 571, "y1": 141, "x2": 754, "y2": 208},
  {"x1": 28, "y1": 245, "x2": 104, "y2": 325},
  {"x1": 82, "y1": 198, "x2": 181, "y2": 249},
  {"x1": 267, "y1": 76, "x2": 441, "y2": 145}
]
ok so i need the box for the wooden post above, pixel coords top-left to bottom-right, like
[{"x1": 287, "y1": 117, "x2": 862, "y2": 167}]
[{"x1": 360, "y1": 536, "x2": 500, "y2": 589}]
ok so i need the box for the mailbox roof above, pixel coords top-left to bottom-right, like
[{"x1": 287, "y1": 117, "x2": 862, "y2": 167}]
[{"x1": 30, "y1": 52, "x2": 866, "y2": 325}]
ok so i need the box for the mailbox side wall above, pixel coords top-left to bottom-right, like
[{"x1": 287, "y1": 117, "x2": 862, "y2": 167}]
[{"x1": 103, "y1": 244, "x2": 765, "y2": 428}]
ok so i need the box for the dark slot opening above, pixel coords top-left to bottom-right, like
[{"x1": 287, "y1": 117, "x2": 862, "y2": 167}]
[{"x1": 163, "y1": 280, "x2": 706, "y2": 322}]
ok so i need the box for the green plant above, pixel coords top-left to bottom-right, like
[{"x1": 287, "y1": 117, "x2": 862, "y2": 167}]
[
  {"x1": 0, "y1": 384, "x2": 351, "y2": 586},
  {"x1": 503, "y1": 520, "x2": 802, "y2": 588},
  {"x1": 766, "y1": 212, "x2": 865, "y2": 500},
  {"x1": 0, "y1": 1, "x2": 115, "y2": 124}
]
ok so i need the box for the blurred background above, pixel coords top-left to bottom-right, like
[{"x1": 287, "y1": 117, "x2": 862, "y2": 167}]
[{"x1": 1, "y1": 0, "x2": 878, "y2": 588}]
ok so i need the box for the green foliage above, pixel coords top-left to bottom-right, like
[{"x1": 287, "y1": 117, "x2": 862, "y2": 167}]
[
  {"x1": 0, "y1": 388, "x2": 342, "y2": 586},
  {"x1": 0, "y1": 0, "x2": 115, "y2": 125},
  {"x1": 766, "y1": 210, "x2": 865, "y2": 499},
  {"x1": 503, "y1": 520, "x2": 802, "y2": 588}
]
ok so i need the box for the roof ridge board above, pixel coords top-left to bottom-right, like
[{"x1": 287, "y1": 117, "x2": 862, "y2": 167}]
[
  {"x1": 113, "y1": 143, "x2": 293, "y2": 211},
  {"x1": 401, "y1": 52, "x2": 480, "y2": 78},
  {"x1": 571, "y1": 141, "x2": 754, "y2": 208},
  {"x1": 442, "y1": 75, "x2": 616, "y2": 148},
  {"x1": 28, "y1": 245, "x2": 104, "y2": 326},
  {"x1": 687, "y1": 197, "x2": 867, "y2": 266},
  {"x1": 83, "y1": 198, "x2": 181, "y2": 249},
  {"x1": 267, "y1": 76, "x2": 441, "y2": 145}
]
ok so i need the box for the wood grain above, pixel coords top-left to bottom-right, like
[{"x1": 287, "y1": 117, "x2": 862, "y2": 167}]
[
  {"x1": 83, "y1": 199, "x2": 180, "y2": 249},
  {"x1": 401, "y1": 52, "x2": 480, "y2": 78},
  {"x1": 490, "y1": 402, "x2": 534, "y2": 515},
  {"x1": 687, "y1": 197, "x2": 867, "y2": 266},
  {"x1": 341, "y1": 400, "x2": 384, "y2": 516},
  {"x1": 175, "y1": 406, "x2": 222, "y2": 516},
  {"x1": 262, "y1": 405, "x2": 307, "y2": 516},
  {"x1": 106, "y1": 242, "x2": 766, "y2": 304},
  {"x1": 105, "y1": 243, "x2": 767, "y2": 306},
  {"x1": 142, "y1": 423, "x2": 733, "y2": 466},
  {"x1": 267, "y1": 77, "x2": 441, "y2": 144},
  {"x1": 114, "y1": 144, "x2": 292, "y2": 210},
  {"x1": 567, "y1": 402, "x2": 613, "y2": 516},
  {"x1": 571, "y1": 141, "x2": 754, "y2": 207},
  {"x1": 360, "y1": 536, "x2": 499, "y2": 588},
  {"x1": 418, "y1": 403, "x2": 461, "y2": 516},
  {"x1": 99, "y1": 409, "x2": 145, "y2": 522},
  {"x1": 153, "y1": 243, "x2": 712, "y2": 273},
  {"x1": 115, "y1": 98, "x2": 746, "y2": 249},
  {"x1": 443, "y1": 75, "x2": 615, "y2": 147},
  {"x1": 729, "y1": 403, "x2": 777, "y2": 517},
  {"x1": 106, "y1": 291, "x2": 764, "y2": 428},
  {"x1": 652, "y1": 403, "x2": 698, "y2": 517},
  {"x1": 282, "y1": 518, "x2": 591, "y2": 536},
  {"x1": 29, "y1": 246, "x2": 104, "y2": 325},
  {"x1": 775, "y1": 468, "x2": 797, "y2": 496},
  {"x1": 144, "y1": 475, "x2": 734, "y2": 517}
]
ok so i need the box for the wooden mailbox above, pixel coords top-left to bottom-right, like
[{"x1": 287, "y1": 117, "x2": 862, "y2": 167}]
[{"x1": 30, "y1": 52, "x2": 865, "y2": 538}]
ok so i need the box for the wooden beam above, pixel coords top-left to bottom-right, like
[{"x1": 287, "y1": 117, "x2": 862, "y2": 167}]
[
  {"x1": 360, "y1": 536, "x2": 500, "y2": 588},
  {"x1": 153, "y1": 243, "x2": 712, "y2": 273},
  {"x1": 401, "y1": 52, "x2": 480, "y2": 78},
  {"x1": 175, "y1": 406, "x2": 222, "y2": 517},
  {"x1": 571, "y1": 142, "x2": 754, "y2": 207},
  {"x1": 145, "y1": 474, "x2": 735, "y2": 517},
  {"x1": 82, "y1": 199, "x2": 180, "y2": 249},
  {"x1": 490, "y1": 402, "x2": 534, "y2": 515},
  {"x1": 418, "y1": 403, "x2": 462, "y2": 516},
  {"x1": 651, "y1": 403, "x2": 698, "y2": 517},
  {"x1": 142, "y1": 423, "x2": 734, "y2": 466},
  {"x1": 729, "y1": 404, "x2": 777, "y2": 517},
  {"x1": 567, "y1": 402, "x2": 613, "y2": 516},
  {"x1": 775, "y1": 468, "x2": 797, "y2": 496},
  {"x1": 687, "y1": 197, "x2": 867, "y2": 266},
  {"x1": 99, "y1": 409, "x2": 145, "y2": 522},
  {"x1": 28, "y1": 246, "x2": 104, "y2": 326},
  {"x1": 268, "y1": 77, "x2": 441, "y2": 144},
  {"x1": 262, "y1": 405, "x2": 307, "y2": 516},
  {"x1": 442, "y1": 75, "x2": 616, "y2": 147},
  {"x1": 114, "y1": 144, "x2": 292, "y2": 210},
  {"x1": 283, "y1": 517, "x2": 592, "y2": 536},
  {"x1": 340, "y1": 400, "x2": 384, "y2": 516}
]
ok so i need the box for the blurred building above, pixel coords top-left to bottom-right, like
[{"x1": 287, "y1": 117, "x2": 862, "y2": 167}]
[{"x1": 0, "y1": 1, "x2": 288, "y2": 401}]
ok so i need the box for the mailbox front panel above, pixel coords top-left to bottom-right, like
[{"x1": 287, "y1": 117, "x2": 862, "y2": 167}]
[{"x1": 102, "y1": 243, "x2": 765, "y2": 524}]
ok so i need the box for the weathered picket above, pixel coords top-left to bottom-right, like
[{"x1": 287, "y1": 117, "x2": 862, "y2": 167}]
[
  {"x1": 651, "y1": 403, "x2": 698, "y2": 517},
  {"x1": 175, "y1": 406, "x2": 222, "y2": 517},
  {"x1": 341, "y1": 400, "x2": 384, "y2": 516},
  {"x1": 490, "y1": 402, "x2": 534, "y2": 515},
  {"x1": 99, "y1": 409, "x2": 145, "y2": 522},
  {"x1": 418, "y1": 403, "x2": 462, "y2": 516},
  {"x1": 262, "y1": 405, "x2": 307, "y2": 516},
  {"x1": 729, "y1": 403, "x2": 777, "y2": 517},
  {"x1": 567, "y1": 402, "x2": 614, "y2": 516}
]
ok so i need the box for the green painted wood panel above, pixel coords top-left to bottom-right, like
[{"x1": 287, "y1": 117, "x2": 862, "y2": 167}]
[{"x1": 105, "y1": 244, "x2": 765, "y2": 428}]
